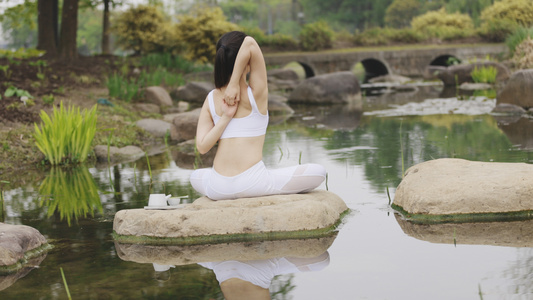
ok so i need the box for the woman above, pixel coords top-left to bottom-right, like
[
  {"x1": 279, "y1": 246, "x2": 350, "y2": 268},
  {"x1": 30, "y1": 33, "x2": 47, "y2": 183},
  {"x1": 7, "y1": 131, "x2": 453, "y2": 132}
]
[{"x1": 190, "y1": 31, "x2": 326, "y2": 200}]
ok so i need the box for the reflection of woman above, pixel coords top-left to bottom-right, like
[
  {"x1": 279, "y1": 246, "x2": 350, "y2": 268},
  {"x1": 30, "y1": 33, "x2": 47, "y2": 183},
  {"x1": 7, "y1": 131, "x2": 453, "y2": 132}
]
[
  {"x1": 199, "y1": 252, "x2": 330, "y2": 299},
  {"x1": 190, "y1": 31, "x2": 326, "y2": 200}
]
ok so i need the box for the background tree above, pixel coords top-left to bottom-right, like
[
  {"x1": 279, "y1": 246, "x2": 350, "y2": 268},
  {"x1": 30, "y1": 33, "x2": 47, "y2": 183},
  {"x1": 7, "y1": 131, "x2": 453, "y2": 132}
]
[
  {"x1": 58, "y1": 0, "x2": 79, "y2": 60},
  {"x1": 81, "y1": 0, "x2": 122, "y2": 55},
  {"x1": 0, "y1": 1, "x2": 38, "y2": 48}
]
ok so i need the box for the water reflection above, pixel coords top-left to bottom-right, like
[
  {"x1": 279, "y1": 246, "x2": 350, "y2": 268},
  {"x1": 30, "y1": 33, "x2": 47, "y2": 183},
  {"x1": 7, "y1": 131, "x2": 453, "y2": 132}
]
[
  {"x1": 38, "y1": 167, "x2": 103, "y2": 225},
  {"x1": 115, "y1": 235, "x2": 336, "y2": 299},
  {"x1": 394, "y1": 214, "x2": 533, "y2": 247},
  {"x1": 0, "y1": 254, "x2": 47, "y2": 292}
]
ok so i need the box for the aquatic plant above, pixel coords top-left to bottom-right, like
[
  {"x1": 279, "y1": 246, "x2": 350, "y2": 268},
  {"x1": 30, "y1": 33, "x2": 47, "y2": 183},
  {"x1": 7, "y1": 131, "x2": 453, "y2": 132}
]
[
  {"x1": 106, "y1": 72, "x2": 143, "y2": 102},
  {"x1": 471, "y1": 66, "x2": 498, "y2": 84},
  {"x1": 33, "y1": 102, "x2": 98, "y2": 165},
  {"x1": 39, "y1": 166, "x2": 103, "y2": 225},
  {"x1": 60, "y1": 267, "x2": 72, "y2": 300}
]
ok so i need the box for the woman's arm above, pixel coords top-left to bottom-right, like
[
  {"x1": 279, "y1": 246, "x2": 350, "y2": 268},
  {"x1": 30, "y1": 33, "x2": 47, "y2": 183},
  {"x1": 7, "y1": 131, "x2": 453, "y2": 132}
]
[
  {"x1": 195, "y1": 97, "x2": 238, "y2": 154},
  {"x1": 224, "y1": 36, "x2": 268, "y2": 105}
]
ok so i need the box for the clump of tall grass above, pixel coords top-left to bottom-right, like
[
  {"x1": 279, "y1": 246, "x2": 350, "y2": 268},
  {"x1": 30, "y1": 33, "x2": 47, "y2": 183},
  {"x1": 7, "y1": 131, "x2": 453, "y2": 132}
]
[
  {"x1": 33, "y1": 102, "x2": 98, "y2": 165},
  {"x1": 471, "y1": 66, "x2": 498, "y2": 84},
  {"x1": 107, "y1": 68, "x2": 184, "y2": 102}
]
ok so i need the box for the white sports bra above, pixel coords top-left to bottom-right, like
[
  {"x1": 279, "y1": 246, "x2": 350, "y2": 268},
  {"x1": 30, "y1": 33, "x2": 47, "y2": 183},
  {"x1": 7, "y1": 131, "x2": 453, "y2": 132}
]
[{"x1": 208, "y1": 86, "x2": 269, "y2": 139}]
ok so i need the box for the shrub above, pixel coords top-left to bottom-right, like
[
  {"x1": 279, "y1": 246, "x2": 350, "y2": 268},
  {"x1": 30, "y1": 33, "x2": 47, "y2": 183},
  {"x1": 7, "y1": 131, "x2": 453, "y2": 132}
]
[
  {"x1": 299, "y1": 21, "x2": 334, "y2": 51},
  {"x1": 480, "y1": 0, "x2": 533, "y2": 28},
  {"x1": 512, "y1": 36, "x2": 533, "y2": 69},
  {"x1": 33, "y1": 102, "x2": 98, "y2": 165},
  {"x1": 471, "y1": 66, "x2": 498, "y2": 84},
  {"x1": 478, "y1": 18, "x2": 520, "y2": 42},
  {"x1": 241, "y1": 26, "x2": 268, "y2": 45},
  {"x1": 107, "y1": 73, "x2": 143, "y2": 102},
  {"x1": 112, "y1": 5, "x2": 176, "y2": 54},
  {"x1": 506, "y1": 27, "x2": 533, "y2": 53},
  {"x1": 411, "y1": 8, "x2": 475, "y2": 40},
  {"x1": 354, "y1": 27, "x2": 424, "y2": 46},
  {"x1": 264, "y1": 33, "x2": 299, "y2": 51},
  {"x1": 385, "y1": 0, "x2": 420, "y2": 28},
  {"x1": 140, "y1": 53, "x2": 210, "y2": 73},
  {"x1": 176, "y1": 6, "x2": 239, "y2": 63}
]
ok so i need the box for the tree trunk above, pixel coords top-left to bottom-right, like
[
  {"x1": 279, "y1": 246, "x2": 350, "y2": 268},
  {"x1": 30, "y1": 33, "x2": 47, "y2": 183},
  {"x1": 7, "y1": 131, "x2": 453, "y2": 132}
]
[
  {"x1": 58, "y1": 0, "x2": 79, "y2": 60},
  {"x1": 101, "y1": 0, "x2": 111, "y2": 54},
  {"x1": 37, "y1": 0, "x2": 58, "y2": 57}
]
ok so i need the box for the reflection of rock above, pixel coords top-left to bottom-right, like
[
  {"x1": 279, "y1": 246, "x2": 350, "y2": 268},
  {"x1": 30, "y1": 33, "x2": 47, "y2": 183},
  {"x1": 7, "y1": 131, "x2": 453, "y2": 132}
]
[
  {"x1": 497, "y1": 69, "x2": 533, "y2": 109},
  {"x1": 369, "y1": 74, "x2": 411, "y2": 84},
  {"x1": 113, "y1": 190, "x2": 348, "y2": 244},
  {"x1": 395, "y1": 214, "x2": 533, "y2": 248},
  {"x1": 289, "y1": 71, "x2": 361, "y2": 105},
  {"x1": 0, "y1": 223, "x2": 52, "y2": 274},
  {"x1": 171, "y1": 140, "x2": 215, "y2": 170},
  {"x1": 115, "y1": 234, "x2": 337, "y2": 266},
  {"x1": 365, "y1": 85, "x2": 442, "y2": 111},
  {"x1": 497, "y1": 117, "x2": 533, "y2": 150},
  {"x1": 436, "y1": 62, "x2": 510, "y2": 86},
  {"x1": 0, "y1": 254, "x2": 47, "y2": 291},
  {"x1": 393, "y1": 158, "x2": 533, "y2": 222},
  {"x1": 293, "y1": 104, "x2": 362, "y2": 131}
]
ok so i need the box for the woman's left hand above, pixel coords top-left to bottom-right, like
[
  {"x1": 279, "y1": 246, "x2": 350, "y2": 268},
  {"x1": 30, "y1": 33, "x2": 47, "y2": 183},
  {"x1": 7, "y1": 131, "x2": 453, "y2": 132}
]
[{"x1": 222, "y1": 99, "x2": 238, "y2": 119}]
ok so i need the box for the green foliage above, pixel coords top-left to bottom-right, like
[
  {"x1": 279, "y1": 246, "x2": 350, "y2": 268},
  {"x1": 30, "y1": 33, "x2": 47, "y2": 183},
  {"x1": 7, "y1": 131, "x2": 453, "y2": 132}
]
[
  {"x1": 112, "y1": 5, "x2": 178, "y2": 54},
  {"x1": 411, "y1": 8, "x2": 475, "y2": 40},
  {"x1": 385, "y1": 0, "x2": 420, "y2": 28},
  {"x1": 264, "y1": 33, "x2": 299, "y2": 51},
  {"x1": 33, "y1": 102, "x2": 98, "y2": 165},
  {"x1": 299, "y1": 21, "x2": 334, "y2": 51},
  {"x1": 471, "y1": 66, "x2": 498, "y2": 84},
  {"x1": 176, "y1": 6, "x2": 239, "y2": 63},
  {"x1": 4, "y1": 86, "x2": 32, "y2": 99},
  {"x1": 140, "y1": 53, "x2": 210, "y2": 73},
  {"x1": 0, "y1": 48, "x2": 44, "y2": 59},
  {"x1": 480, "y1": 0, "x2": 533, "y2": 28},
  {"x1": 506, "y1": 26, "x2": 533, "y2": 53},
  {"x1": 42, "y1": 94, "x2": 55, "y2": 105},
  {"x1": 39, "y1": 167, "x2": 103, "y2": 226}
]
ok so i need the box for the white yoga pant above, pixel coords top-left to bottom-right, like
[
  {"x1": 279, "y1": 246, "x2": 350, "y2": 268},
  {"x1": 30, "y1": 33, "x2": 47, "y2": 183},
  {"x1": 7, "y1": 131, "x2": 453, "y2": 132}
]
[{"x1": 189, "y1": 161, "x2": 326, "y2": 200}]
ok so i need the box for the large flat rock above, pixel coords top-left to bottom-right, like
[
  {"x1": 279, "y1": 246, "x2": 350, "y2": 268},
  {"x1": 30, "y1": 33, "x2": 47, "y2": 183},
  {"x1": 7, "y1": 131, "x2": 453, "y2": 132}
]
[
  {"x1": 393, "y1": 158, "x2": 533, "y2": 222},
  {"x1": 113, "y1": 190, "x2": 348, "y2": 244}
]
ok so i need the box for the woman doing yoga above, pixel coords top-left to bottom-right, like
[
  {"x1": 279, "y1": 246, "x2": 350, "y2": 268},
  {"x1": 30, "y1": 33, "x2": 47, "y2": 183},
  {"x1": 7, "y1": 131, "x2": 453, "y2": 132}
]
[{"x1": 189, "y1": 31, "x2": 326, "y2": 200}]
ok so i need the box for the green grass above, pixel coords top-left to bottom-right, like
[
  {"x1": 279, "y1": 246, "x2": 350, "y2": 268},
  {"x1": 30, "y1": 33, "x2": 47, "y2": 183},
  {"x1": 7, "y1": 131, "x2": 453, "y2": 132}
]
[
  {"x1": 471, "y1": 66, "x2": 498, "y2": 84},
  {"x1": 33, "y1": 102, "x2": 98, "y2": 165}
]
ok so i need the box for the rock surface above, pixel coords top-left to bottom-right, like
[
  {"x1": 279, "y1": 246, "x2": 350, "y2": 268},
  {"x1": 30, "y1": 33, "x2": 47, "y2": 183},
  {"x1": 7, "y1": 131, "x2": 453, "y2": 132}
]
[
  {"x1": 135, "y1": 118, "x2": 172, "y2": 137},
  {"x1": 0, "y1": 223, "x2": 49, "y2": 270},
  {"x1": 145, "y1": 86, "x2": 173, "y2": 107},
  {"x1": 172, "y1": 81, "x2": 214, "y2": 104},
  {"x1": 113, "y1": 190, "x2": 348, "y2": 243},
  {"x1": 288, "y1": 71, "x2": 361, "y2": 105},
  {"x1": 393, "y1": 158, "x2": 533, "y2": 219},
  {"x1": 94, "y1": 145, "x2": 145, "y2": 163},
  {"x1": 497, "y1": 69, "x2": 533, "y2": 109},
  {"x1": 170, "y1": 108, "x2": 201, "y2": 142}
]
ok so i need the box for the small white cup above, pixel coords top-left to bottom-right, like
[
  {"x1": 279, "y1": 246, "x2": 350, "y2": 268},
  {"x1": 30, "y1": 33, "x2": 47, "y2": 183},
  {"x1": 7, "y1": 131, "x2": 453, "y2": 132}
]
[{"x1": 148, "y1": 194, "x2": 171, "y2": 207}]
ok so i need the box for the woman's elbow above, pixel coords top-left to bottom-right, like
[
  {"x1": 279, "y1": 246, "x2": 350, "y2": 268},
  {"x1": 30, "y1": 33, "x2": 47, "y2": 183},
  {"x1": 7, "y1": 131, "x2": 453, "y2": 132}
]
[{"x1": 196, "y1": 143, "x2": 210, "y2": 155}]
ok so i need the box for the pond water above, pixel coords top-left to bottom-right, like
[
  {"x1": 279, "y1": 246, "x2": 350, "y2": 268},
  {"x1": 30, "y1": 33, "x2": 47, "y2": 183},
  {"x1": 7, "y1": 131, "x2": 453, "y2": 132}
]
[{"x1": 1, "y1": 83, "x2": 533, "y2": 299}]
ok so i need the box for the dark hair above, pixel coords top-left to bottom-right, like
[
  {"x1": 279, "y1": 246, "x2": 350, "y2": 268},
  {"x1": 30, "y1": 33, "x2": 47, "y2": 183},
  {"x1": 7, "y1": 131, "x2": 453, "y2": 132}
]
[{"x1": 214, "y1": 31, "x2": 247, "y2": 88}]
